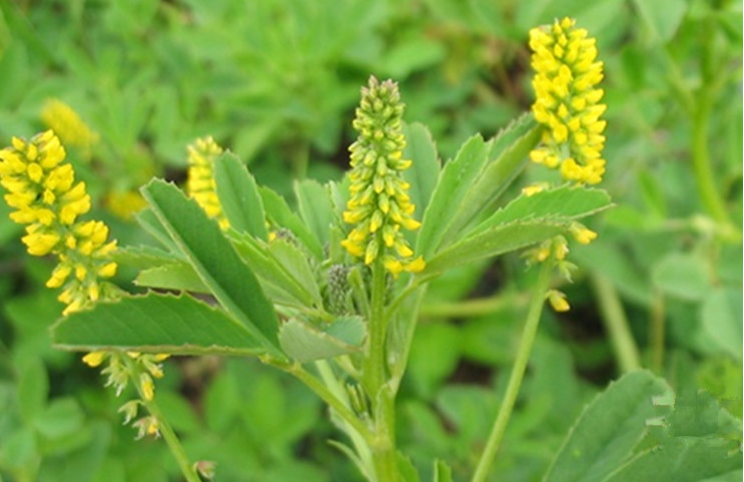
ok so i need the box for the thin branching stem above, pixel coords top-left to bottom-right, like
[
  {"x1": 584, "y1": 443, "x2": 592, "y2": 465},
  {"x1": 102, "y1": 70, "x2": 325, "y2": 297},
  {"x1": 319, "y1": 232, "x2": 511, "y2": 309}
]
[{"x1": 471, "y1": 258, "x2": 554, "y2": 482}]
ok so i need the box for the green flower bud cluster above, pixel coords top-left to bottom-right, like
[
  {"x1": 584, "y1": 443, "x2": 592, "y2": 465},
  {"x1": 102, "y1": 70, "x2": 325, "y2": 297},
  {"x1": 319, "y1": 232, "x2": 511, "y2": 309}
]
[{"x1": 341, "y1": 77, "x2": 425, "y2": 277}]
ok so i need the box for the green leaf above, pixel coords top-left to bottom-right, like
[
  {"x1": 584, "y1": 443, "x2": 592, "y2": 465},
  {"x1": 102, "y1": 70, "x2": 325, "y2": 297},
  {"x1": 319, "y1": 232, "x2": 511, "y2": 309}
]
[
  {"x1": 402, "y1": 122, "x2": 441, "y2": 219},
  {"x1": 231, "y1": 233, "x2": 320, "y2": 308},
  {"x1": 294, "y1": 179, "x2": 333, "y2": 247},
  {"x1": 382, "y1": 37, "x2": 445, "y2": 79},
  {"x1": 396, "y1": 451, "x2": 422, "y2": 482},
  {"x1": 141, "y1": 179, "x2": 281, "y2": 355},
  {"x1": 433, "y1": 460, "x2": 453, "y2": 482},
  {"x1": 17, "y1": 358, "x2": 48, "y2": 424},
  {"x1": 112, "y1": 245, "x2": 183, "y2": 270},
  {"x1": 604, "y1": 440, "x2": 742, "y2": 482},
  {"x1": 135, "y1": 207, "x2": 179, "y2": 253},
  {"x1": 422, "y1": 220, "x2": 566, "y2": 275},
  {"x1": 417, "y1": 134, "x2": 490, "y2": 258},
  {"x1": 619, "y1": 391, "x2": 744, "y2": 482},
  {"x1": 213, "y1": 152, "x2": 269, "y2": 240},
  {"x1": 440, "y1": 114, "x2": 541, "y2": 246},
  {"x1": 260, "y1": 186, "x2": 324, "y2": 259},
  {"x1": 135, "y1": 262, "x2": 208, "y2": 293},
  {"x1": 52, "y1": 293, "x2": 263, "y2": 356},
  {"x1": 542, "y1": 370, "x2": 671, "y2": 482},
  {"x1": 631, "y1": 0, "x2": 687, "y2": 44},
  {"x1": 574, "y1": 243, "x2": 653, "y2": 306},
  {"x1": 34, "y1": 398, "x2": 84, "y2": 440},
  {"x1": 652, "y1": 253, "x2": 711, "y2": 301},
  {"x1": 700, "y1": 287, "x2": 743, "y2": 361},
  {"x1": 267, "y1": 239, "x2": 322, "y2": 307},
  {"x1": 475, "y1": 185, "x2": 612, "y2": 233},
  {"x1": 278, "y1": 316, "x2": 365, "y2": 363}
]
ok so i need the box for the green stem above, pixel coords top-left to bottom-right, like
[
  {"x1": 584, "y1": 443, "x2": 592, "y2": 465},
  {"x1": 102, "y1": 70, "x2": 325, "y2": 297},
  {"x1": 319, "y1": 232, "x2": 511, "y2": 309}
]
[
  {"x1": 123, "y1": 357, "x2": 201, "y2": 482},
  {"x1": 315, "y1": 361, "x2": 374, "y2": 476},
  {"x1": 364, "y1": 257, "x2": 399, "y2": 482},
  {"x1": 590, "y1": 272, "x2": 642, "y2": 373},
  {"x1": 419, "y1": 291, "x2": 528, "y2": 318},
  {"x1": 471, "y1": 259, "x2": 553, "y2": 482},
  {"x1": 649, "y1": 290, "x2": 665, "y2": 374},
  {"x1": 691, "y1": 88, "x2": 728, "y2": 224},
  {"x1": 282, "y1": 361, "x2": 374, "y2": 442}
]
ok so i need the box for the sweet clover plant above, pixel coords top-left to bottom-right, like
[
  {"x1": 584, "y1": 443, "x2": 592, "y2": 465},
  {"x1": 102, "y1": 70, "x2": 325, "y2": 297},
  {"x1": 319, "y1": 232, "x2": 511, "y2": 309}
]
[{"x1": 0, "y1": 15, "x2": 740, "y2": 482}]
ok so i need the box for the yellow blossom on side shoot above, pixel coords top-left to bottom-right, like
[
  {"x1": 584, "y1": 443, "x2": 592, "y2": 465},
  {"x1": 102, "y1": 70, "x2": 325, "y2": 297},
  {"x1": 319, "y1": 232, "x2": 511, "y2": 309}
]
[
  {"x1": 547, "y1": 289, "x2": 570, "y2": 312},
  {"x1": 569, "y1": 222, "x2": 598, "y2": 244},
  {"x1": 529, "y1": 17, "x2": 607, "y2": 185},
  {"x1": 40, "y1": 99, "x2": 99, "y2": 158},
  {"x1": 186, "y1": 136, "x2": 229, "y2": 230},
  {"x1": 0, "y1": 130, "x2": 118, "y2": 315},
  {"x1": 341, "y1": 76, "x2": 425, "y2": 277}
]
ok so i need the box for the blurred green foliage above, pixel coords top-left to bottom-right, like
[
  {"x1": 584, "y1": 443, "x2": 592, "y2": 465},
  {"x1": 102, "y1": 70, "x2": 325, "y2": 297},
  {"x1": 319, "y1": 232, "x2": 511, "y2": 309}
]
[{"x1": 0, "y1": 0, "x2": 741, "y2": 481}]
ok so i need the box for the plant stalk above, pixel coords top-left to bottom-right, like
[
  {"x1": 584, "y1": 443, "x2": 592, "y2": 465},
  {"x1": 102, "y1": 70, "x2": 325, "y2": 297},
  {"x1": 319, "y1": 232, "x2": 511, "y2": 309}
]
[
  {"x1": 691, "y1": 89, "x2": 728, "y2": 224},
  {"x1": 590, "y1": 272, "x2": 642, "y2": 373},
  {"x1": 315, "y1": 361, "x2": 374, "y2": 477},
  {"x1": 471, "y1": 259, "x2": 553, "y2": 482},
  {"x1": 649, "y1": 290, "x2": 665, "y2": 373},
  {"x1": 365, "y1": 257, "x2": 399, "y2": 482},
  {"x1": 280, "y1": 361, "x2": 373, "y2": 442}
]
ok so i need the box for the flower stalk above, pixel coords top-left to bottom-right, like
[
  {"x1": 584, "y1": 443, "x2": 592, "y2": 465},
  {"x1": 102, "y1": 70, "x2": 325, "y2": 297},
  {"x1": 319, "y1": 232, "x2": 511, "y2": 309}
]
[{"x1": 471, "y1": 255, "x2": 554, "y2": 482}]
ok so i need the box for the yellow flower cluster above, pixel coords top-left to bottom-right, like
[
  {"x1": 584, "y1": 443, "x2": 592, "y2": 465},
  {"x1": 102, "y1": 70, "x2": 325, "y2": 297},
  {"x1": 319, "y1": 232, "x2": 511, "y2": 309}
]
[
  {"x1": 0, "y1": 130, "x2": 117, "y2": 314},
  {"x1": 40, "y1": 99, "x2": 99, "y2": 157},
  {"x1": 341, "y1": 77, "x2": 425, "y2": 276},
  {"x1": 529, "y1": 17, "x2": 607, "y2": 185},
  {"x1": 83, "y1": 351, "x2": 169, "y2": 401},
  {"x1": 186, "y1": 136, "x2": 229, "y2": 230}
]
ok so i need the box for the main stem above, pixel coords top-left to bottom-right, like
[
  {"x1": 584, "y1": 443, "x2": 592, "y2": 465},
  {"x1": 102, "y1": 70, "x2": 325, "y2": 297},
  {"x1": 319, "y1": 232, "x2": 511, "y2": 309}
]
[
  {"x1": 471, "y1": 260, "x2": 553, "y2": 482},
  {"x1": 365, "y1": 257, "x2": 398, "y2": 482}
]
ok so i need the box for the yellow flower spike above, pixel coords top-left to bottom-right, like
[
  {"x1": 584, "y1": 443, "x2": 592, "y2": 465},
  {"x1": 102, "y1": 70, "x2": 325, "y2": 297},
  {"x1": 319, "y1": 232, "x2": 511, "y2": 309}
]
[
  {"x1": 547, "y1": 289, "x2": 570, "y2": 312},
  {"x1": 341, "y1": 77, "x2": 425, "y2": 275},
  {"x1": 529, "y1": 17, "x2": 607, "y2": 185},
  {"x1": 0, "y1": 131, "x2": 118, "y2": 315},
  {"x1": 40, "y1": 99, "x2": 99, "y2": 157},
  {"x1": 186, "y1": 136, "x2": 230, "y2": 230}
]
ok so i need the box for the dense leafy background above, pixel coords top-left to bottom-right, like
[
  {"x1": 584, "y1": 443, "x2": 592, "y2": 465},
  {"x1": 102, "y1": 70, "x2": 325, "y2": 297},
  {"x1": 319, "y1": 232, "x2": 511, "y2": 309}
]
[{"x1": 0, "y1": 1, "x2": 741, "y2": 481}]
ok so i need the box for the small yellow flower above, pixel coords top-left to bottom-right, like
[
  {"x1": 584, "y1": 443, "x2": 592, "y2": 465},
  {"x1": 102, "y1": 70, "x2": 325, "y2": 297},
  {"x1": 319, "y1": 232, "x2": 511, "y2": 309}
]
[
  {"x1": 118, "y1": 400, "x2": 140, "y2": 425},
  {"x1": 133, "y1": 416, "x2": 160, "y2": 439},
  {"x1": 569, "y1": 223, "x2": 598, "y2": 244},
  {"x1": 186, "y1": 137, "x2": 229, "y2": 230},
  {"x1": 547, "y1": 289, "x2": 570, "y2": 312},
  {"x1": 529, "y1": 17, "x2": 607, "y2": 185},
  {"x1": 139, "y1": 373, "x2": 155, "y2": 401},
  {"x1": 40, "y1": 99, "x2": 99, "y2": 158},
  {"x1": 341, "y1": 77, "x2": 424, "y2": 276},
  {"x1": 82, "y1": 351, "x2": 107, "y2": 367}
]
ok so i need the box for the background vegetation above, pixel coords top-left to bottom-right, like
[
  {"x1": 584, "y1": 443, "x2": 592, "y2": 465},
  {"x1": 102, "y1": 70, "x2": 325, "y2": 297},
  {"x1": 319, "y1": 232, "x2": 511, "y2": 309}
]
[{"x1": 0, "y1": 1, "x2": 741, "y2": 481}]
